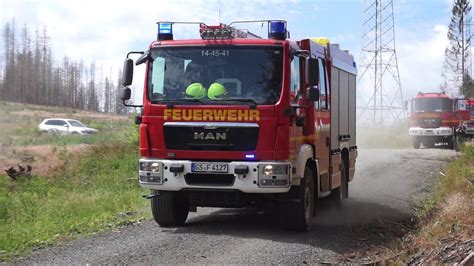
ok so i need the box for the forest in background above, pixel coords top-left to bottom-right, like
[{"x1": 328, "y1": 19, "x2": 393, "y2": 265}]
[{"x1": 0, "y1": 18, "x2": 127, "y2": 114}]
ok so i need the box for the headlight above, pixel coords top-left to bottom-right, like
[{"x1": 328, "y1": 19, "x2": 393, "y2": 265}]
[
  {"x1": 263, "y1": 165, "x2": 273, "y2": 175},
  {"x1": 150, "y1": 162, "x2": 160, "y2": 173},
  {"x1": 261, "y1": 164, "x2": 288, "y2": 175},
  {"x1": 140, "y1": 161, "x2": 161, "y2": 173},
  {"x1": 139, "y1": 160, "x2": 163, "y2": 184},
  {"x1": 439, "y1": 129, "x2": 451, "y2": 134},
  {"x1": 258, "y1": 163, "x2": 290, "y2": 188}
]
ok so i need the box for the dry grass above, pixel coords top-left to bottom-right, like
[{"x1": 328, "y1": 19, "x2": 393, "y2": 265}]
[{"x1": 393, "y1": 143, "x2": 474, "y2": 264}]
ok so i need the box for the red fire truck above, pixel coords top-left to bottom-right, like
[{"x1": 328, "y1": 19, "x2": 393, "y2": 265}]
[
  {"x1": 408, "y1": 92, "x2": 467, "y2": 149},
  {"x1": 121, "y1": 20, "x2": 357, "y2": 231},
  {"x1": 461, "y1": 98, "x2": 474, "y2": 136}
]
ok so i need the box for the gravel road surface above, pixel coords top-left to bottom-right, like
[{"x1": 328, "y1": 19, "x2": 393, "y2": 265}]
[{"x1": 11, "y1": 148, "x2": 456, "y2": 264}]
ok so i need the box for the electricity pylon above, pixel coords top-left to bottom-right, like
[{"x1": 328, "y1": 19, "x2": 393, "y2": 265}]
[{"x1": 358, "y1": 0, "x2": 405, "y2": 127}]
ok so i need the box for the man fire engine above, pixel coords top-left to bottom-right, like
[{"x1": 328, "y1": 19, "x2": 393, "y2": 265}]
[
  {"x1": 408, "y1": 92, "x2": 465, "y2": 149},
  {"x1": 121, "y1": 20, "x2": 358, "y2": 231},
  {"x1": 462, "y1": 99, "x2": 474, "y2": 137}
]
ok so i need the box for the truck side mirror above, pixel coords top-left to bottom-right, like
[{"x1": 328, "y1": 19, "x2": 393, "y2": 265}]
[
  {"x1": 404, "y1": 100, "x2": 408, "y2": 111},
  {"x1": 121, "y1": 87, "x2": 131, "y2": 101},
  {"x1": 121, "y1": 87, "x2": 142, "y2": 108},
  {"x1": 306, "y1": 58, "x2": 319, "y2": 87},
  {"x1": 122, "y1": 59, "x2": 134, "y2": 86}
]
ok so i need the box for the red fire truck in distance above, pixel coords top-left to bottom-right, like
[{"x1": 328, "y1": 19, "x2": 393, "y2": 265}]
[
  {"x1": 121, "y1": 20, "x2": 358, "y2": 231},
  {"x1": 408, "y1": 92, "x2": 465, "y2": 149},
  {"x1": 462, "y1": 99, "x2": 474, "y2": 136}
]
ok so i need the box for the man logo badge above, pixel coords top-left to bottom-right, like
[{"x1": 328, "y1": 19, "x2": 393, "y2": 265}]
[{"x1": 194, "y1": 132, "x2": 227, "y2": 140}]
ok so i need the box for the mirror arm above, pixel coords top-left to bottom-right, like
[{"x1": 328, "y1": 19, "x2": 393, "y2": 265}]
[
  {"x1": 126, "y1": 51, "x2": 145, "y2": 59},
  {"x1": 135, "y1": 51, "x2": 150, "y2": 66},
  {"x1": 294, "y1": 50, "x2": 310, "y2": 59}
]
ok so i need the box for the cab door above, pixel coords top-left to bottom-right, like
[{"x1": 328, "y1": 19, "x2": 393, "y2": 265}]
[
  {"x1": 289, "y1": 54, "x2": 304, "y2": 160},
  {"x1": 314, "y1": 58, "x2": 330, "y2": 182}
]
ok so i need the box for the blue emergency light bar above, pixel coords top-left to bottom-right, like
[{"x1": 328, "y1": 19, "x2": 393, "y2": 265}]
[
  {"x1": 268, "y1": 20, "x2": 287, "y2": 40},
  {"x1": 155, "y1": 20, "x2": 288, "y2": 41},
  {"x1": 157, "y1": 22, "x2": 173, "y2": 41}
]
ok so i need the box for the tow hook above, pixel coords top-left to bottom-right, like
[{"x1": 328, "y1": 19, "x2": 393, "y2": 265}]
[{"x1": 142, "y1": 193, "x2": 160, "y2": 199}]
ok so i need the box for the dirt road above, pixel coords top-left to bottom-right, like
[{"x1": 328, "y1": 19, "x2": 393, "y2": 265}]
[{"x1": 13, "y1": 148, "x2": 455, "y2": 264}]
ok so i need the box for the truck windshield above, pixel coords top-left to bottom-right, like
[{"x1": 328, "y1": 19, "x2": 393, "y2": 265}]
[
  {"x1": 148, "y1": 46, "x2": 283, "y2": 105},
  {"x1": 413, "y1": 98, "x2": 452, "y2": 112}
]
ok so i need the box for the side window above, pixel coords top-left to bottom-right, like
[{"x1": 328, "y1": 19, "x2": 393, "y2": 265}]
[
  {"x1": 51, "y1": 120, "x2": 63, "y2": 126},
  {"x1": 318, "y1": 59, "x2": 328, "y2": 110},
  {"x1": 45, "y1": 120, "x2": 54, "y2": 125},
  {"x1": 290, "y1": 56, "x2": 301, "y2": 103},
  {"x1": 150, "y1": 57, "x2": 165, "y2": 97}
]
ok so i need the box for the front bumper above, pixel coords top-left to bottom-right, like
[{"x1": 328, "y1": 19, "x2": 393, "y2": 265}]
[
  {"x1": 409, "y1": 127, "x2": 453, "y2": 137},
  {"x1": 138, "y1": 159, "x2": 292, "y2": 193},
  {"x1": 465, "y1": 126, "x2": 474, "y2": 135}
]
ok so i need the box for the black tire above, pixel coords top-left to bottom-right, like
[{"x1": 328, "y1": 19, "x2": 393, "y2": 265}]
[
  {"x1": 279, "y1": 166, "x2": 314, "y2": 231},
  {"x1": 331, "y1": 159, "x2": 349, "y2": 207},
  {"x1": 48, "y1": 128, "x2": 59, "y2": 135},
  {"x1": 151, "y1": 190, "x2": 189, "y2": 227},
  {"x1": 413, "y1": 138, "x2": 421, "y2": 149},
  {"x1": 447, "y1": 136, "x2": 455, "y2": 150}
]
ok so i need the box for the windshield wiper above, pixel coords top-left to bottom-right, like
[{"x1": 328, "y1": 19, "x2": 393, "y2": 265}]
[
  {"x1": 153, "y1": 98, "x2": 202, "y2": 103},
  {"x1": 172, "y1": 98, "x2": 202, "y2": 102},
  {"x1": 213, "y1": 98, "x2": 258, "y2": 106}
]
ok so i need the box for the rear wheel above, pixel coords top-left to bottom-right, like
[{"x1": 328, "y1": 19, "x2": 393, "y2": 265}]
[
  {"x1": 151, "y1": 190, "x2": 189, "y2": 227},
  {"x1": 331, "y1": 159, "x2": 349, "y2": 207},
  {"x1": 279, "y1": 166, "x2": 314, "y2": 231}
]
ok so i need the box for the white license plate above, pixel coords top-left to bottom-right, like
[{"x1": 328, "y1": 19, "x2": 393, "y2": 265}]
[
  {"x1": 425, "y1": 131, "x2": 434, "y2": 135},
  {"x1": 191, "y1": 162, "x2": 228, "y2": 173}
]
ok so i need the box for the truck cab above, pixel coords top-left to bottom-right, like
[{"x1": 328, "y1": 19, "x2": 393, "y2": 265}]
[
  {"x1": 408, "y1": 92, "x2": 458, "y2": 149},
  {"x1": 122, "y1": 21, "x2": 357, "y2": 231}
]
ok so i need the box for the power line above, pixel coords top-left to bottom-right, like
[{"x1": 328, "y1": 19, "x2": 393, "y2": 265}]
[{"x1": 358, "y1": 0, "x2": 405, "y2": 127}]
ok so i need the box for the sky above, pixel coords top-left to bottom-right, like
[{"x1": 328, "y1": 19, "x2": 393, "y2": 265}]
[{"x1": 0, "y1": 0, "x2": 457, "y2": 104}]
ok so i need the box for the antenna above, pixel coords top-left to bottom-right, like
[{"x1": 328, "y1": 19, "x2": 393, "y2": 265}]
[{"x1": 358, "y1": 0, "x2": 405, "y2": 127}]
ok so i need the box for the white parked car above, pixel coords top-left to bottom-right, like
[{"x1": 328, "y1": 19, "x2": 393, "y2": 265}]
[{"x1": 38, "y1": 118, "x2": 98, "y2": 135}]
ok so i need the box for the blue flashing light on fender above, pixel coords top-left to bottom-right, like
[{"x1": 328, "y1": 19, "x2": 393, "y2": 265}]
[{"x1": 245, "y1": 154, "x2": 255, "y2": 159}]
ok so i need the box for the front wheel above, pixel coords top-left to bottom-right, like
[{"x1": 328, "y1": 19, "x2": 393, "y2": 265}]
[
  {"x1": 151, "y1": 190, "x2": 189, "y2": 227},
  {"x1": 413, "y1": 138, "x2": 421, "y2": 149},
  {"x1": 279, "y1": 166, "x2": 314, "y2": 231},
  {"x1": 446, "y1": 136, "x2": 456, "y2": 150}
]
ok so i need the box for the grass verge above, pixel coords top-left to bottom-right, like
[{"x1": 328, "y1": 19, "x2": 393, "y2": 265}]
[
  {"x1": 0, "y1": 125, "x2": 149, "y2": 261},
  {"x1": 394, "y1": 143, "x2": 474, "y2": 263}
]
